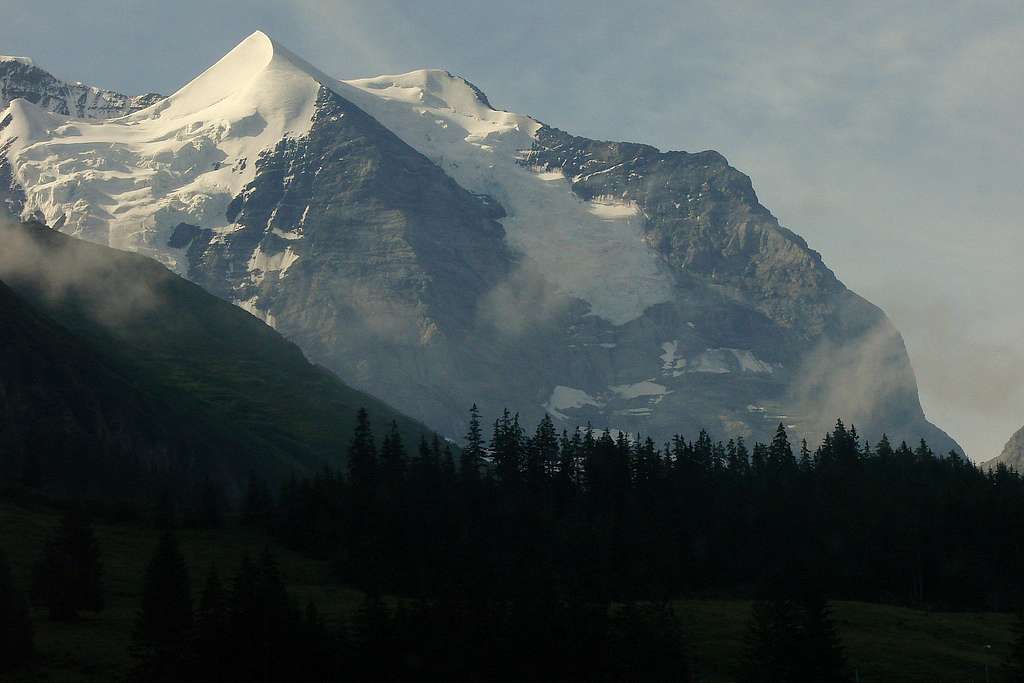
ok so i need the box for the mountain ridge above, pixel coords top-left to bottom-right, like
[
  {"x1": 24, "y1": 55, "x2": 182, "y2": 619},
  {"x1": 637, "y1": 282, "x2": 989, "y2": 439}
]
[
  {"x1": 0, "y1": 54, "x2": 161, "y2": 119},
  {"x1": 0, "y1": 32, "x2": 962, "y2": 455}
]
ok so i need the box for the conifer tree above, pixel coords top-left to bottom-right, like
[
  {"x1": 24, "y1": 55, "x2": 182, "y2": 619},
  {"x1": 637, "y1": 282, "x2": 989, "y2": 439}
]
[
  {"x1": 31, "y1": 507, "x2": 104, "y2": 620},
  {"x1": 740, "y1": 597, "x2": 801, "y2": 682},
  {"x1": 768, "y1": 423, "x2": 796, "y2": 474},
  {"x1": 797, "y1": 591, "x2": 850, "y2": 682},
  {"x1": 491, "y1": 409, "x2": 524, "y2": 487},
  {"x1": 461, "y1": 404, "x2": 484, "y2": 483},
  {"x1": 347, "y1": 408, "x2": 378, "y2": 490},
  {"x1": 876, "y1": 433, "x2": 894, "y2": 460},
  {"x1": 799, "y1": 439, "x2": 813, "y2": 472},
  {"x1": 0, "y1": 549, "x2": 33, "y2": 672},
  {"x1": 525, "y1": 414, "x2": 558, "y2": 497},
  {"x1": 440, "y1": 442, "x2": 457, "y2": 482},
  {"x1": 131, "y1": 530, "x2": 193, "y2": 681},
  {"x1": 751, "y1": 442, "x2": 768, "y2": 475},
  {"x1": 379, "y1": 421, "x2": 408, "y2": 489}
]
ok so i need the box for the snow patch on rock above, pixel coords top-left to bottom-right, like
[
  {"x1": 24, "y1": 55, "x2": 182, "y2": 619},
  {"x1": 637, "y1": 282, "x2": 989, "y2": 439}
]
[
  {"x1": 543, "y1": 385, "x2": 602, "y2": 421},
  {"x1": 0, "y1": 56, "x2": 33, "y2": 66},
  {"x1": 610, "y1": 379, "x2": 669, "y2": 400},
  {"x1": 248, "y1": 244, "x2": 299, "y2": 282}
]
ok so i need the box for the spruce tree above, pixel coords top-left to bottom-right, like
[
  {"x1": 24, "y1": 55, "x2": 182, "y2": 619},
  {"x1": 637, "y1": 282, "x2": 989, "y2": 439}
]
[
  {"x1": 347, "y1": 407, "x2": 378, "y2": 490},
  {"x1": 461, "y1": 404, "x2": 484, "y2": 483},
  {"x1": 797, "y1": 591, "x2": 849, "y2": 682},
  {"x1": 740, "y1": 597, "x2": 801, "y2": 682},
  {"x1": 379, "y1": 421, "x2": 408, "y2": 491},
  {"x1": 131, "y1": 530, "x2": 193, "y2": 681},
  {"x1": 31, "y1": 507, "x2": 104, "y2": 620},
  {"x1": 876, "y1": 433, "x2": 894, "y2": 460},
  {"x1": 0, "y1": 549, "x2": 33, "y2": 672},
  {"x1": 768, "y1": 423, "x2": 796, "y2": 474}
]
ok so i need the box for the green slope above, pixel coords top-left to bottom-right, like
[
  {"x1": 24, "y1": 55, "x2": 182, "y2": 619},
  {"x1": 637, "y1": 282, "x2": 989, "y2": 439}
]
[{"x1": 0, "y1": 221, "x2": 434, "y2": 495}]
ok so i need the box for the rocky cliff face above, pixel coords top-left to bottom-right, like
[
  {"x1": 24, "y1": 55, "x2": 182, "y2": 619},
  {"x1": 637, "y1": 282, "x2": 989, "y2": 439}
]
[
  {"x1": 0, "y1": 55, "x2": 161, "y2": 119},
  {"x1": 984, "y1": 427, "x2": 1024, "y2": 470},
  {"x1": 0, "y1": 33, "x2": 961, "y2": 453}
]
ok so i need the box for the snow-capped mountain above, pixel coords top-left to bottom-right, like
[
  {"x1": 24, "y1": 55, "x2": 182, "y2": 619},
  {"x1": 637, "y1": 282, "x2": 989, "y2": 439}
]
[
  {"x1": 0, "y1": 55, "x2": 162, "y2": 120},
  {"x1": 0, "y1": 32, "x2": 961, "y2": 452}
]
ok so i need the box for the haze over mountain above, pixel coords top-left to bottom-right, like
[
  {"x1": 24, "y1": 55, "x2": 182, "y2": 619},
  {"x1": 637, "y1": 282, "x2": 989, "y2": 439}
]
[{"x1": 0, "y1": 32, "x2": 961, "y2": 455}]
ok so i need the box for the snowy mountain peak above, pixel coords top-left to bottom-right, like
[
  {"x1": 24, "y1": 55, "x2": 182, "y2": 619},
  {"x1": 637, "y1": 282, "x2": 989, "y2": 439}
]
[
  {"x1": 0, "y1": 33, "x2": 962, "y2": 455},
  {"x1": 145, "y1": 31, "x2": 327, "y2": 121},
  {"x1": 347, "y1": 69, "x2": 497, "y2": 116},
  {"x1": 0, "y1": 31, "x2": 324, "y2": 264},
  {"x1": 0, "y1": 56, "x2": 33, "y2": 66}
]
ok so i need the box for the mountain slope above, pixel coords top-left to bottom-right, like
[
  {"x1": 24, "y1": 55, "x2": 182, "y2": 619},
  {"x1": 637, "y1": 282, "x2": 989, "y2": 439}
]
[
  {"x1": 984, "y1": 427, "x2": 1024, "y2": 470},
  {"x1": 0, "y1": 33, "x2": 960, "y2": 453},
  {"x1": 0, "y1": 220, "x2": 432, "y2": 497}
]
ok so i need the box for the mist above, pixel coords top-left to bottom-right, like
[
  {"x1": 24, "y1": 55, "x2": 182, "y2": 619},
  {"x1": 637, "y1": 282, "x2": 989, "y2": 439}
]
[{"x1": 0, "y1": 217, "x2": 163, "y2": 327}]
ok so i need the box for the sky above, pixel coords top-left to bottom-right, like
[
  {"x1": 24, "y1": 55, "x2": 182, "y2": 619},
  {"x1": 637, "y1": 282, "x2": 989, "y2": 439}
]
[{"x1": 3, "y1": 0, "x2": 1021, "y2": 461}]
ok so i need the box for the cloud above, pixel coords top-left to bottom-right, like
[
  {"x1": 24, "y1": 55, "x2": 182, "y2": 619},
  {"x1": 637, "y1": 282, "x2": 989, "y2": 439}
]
[
  {"x1": 476, "y1": 262, "x2": 573, "y2": 338},
  {"x1": 0, "y1": 218, "x2": 162, "y2": 327}
]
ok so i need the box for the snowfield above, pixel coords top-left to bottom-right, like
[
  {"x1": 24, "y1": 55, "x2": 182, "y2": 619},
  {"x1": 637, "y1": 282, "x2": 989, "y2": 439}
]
[
  {"x1": 342, "y1": 71, "x2": 674, "y2": 325},
  {"x1": 1, "y1": 32, "x2": 319, "y2": 270},
  {"x1": 2, "y1": 31, "x2": 677, "y2": 325}
]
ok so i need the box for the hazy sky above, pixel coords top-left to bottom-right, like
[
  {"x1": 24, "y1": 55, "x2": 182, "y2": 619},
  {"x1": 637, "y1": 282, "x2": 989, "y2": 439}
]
[{"x1": 3, "y1": 0, "x2": 1021, "y2": 460}]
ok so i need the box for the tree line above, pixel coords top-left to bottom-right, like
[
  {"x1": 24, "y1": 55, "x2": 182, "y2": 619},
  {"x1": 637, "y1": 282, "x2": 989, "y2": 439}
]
[
  {"x1": 257, "y1": 407, "x2": 1024, "y2": 613},
  {"x1": 5, "y1": 406, "x2": 1024, "y2": 679}
]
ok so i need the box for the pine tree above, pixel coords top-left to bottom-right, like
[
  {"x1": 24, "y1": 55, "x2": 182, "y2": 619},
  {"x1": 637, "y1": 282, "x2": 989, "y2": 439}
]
[
  {"x1": 131, "y1": 530, "x2": 193, "y2": 681},
  {"x1": 797, "y1": 591, "x2": 849, "y2": 682},
  {"x1": 31, "y1": 507, "x2": 104, "y2": 620},
  {"x1": 347, "y1": 407, "x2": 378, "y2": 490},
  {"x1": 799, "y1": 439, "x2": 813, "y2": 472},
  {"x1": 379, "y1": 421, "x2": 408, "y2": 493},
  {"x1": 726, "y1": 438, "x2": 751, "y2": 475},
  {"x1": 461, "y1": 404, "x2": 484, "y2": 483},
  {"x1": 0, "y1": 549, "x2": 33, "y2": 672},
  {"x1": 768, "y1": 423, "x2": 796, "y2": 474},
  {"x1": 876, "y1": 433, "x2": 894, "y2": 460},
  {"x1": 740, "y1": 597, "x2": 802, "y2": 682},
  {"x1": 491, "y1": 409, "x2": 524, "y2": 487},
  {"x1": 525, "y1": 414, "x2": 558, "y2": 497}
]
